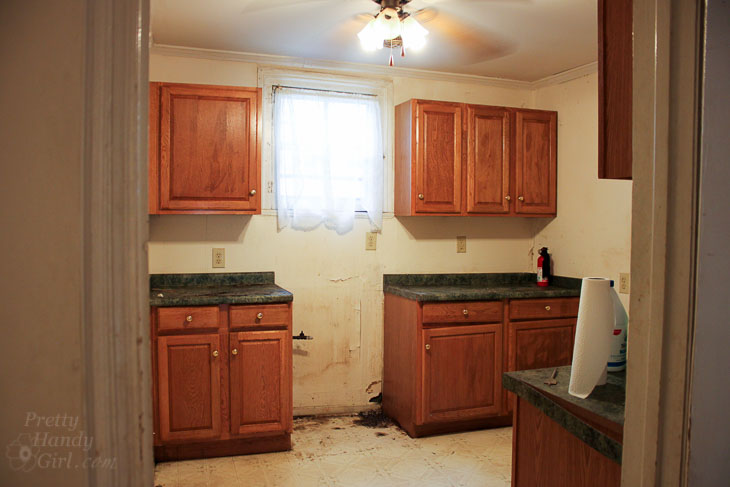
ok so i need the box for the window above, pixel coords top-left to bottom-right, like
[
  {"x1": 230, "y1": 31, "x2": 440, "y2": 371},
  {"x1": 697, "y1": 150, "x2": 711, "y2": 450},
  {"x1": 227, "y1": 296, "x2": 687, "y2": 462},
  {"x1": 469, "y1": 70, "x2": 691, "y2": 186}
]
[{"x1": 261, "y1": 70, "x2": 393, "y2": 235}]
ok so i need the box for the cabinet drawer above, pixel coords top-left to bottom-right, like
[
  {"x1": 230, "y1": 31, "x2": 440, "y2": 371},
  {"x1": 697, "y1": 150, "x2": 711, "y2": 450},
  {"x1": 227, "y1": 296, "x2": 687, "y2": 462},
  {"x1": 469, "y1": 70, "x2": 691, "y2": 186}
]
[
  {"x1": 157, "y1": 306, "x2": 219, "y2": 332},
  {"x1": 509, "y1": 298, "x2": 579, "y2": 321},
  {"x1": 422, "y1": 301, "x2": 502, "y2": 324},
  {"x1": 230, "y1": 304, "x2": 289, "y2": 328}
]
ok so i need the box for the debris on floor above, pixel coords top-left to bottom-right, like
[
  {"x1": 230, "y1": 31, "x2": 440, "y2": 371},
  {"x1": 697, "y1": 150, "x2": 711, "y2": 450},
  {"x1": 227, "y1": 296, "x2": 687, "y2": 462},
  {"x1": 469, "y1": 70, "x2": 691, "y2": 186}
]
[{"x1": 353, "y1": 408, "x2": 394, "y2": 428}]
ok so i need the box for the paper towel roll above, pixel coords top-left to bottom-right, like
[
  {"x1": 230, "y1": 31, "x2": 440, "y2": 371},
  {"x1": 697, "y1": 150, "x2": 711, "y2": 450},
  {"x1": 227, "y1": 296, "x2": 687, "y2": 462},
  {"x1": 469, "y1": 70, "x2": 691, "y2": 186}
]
[{"x1": 569, "y1": 277, "x2": 615, "y2": 399}]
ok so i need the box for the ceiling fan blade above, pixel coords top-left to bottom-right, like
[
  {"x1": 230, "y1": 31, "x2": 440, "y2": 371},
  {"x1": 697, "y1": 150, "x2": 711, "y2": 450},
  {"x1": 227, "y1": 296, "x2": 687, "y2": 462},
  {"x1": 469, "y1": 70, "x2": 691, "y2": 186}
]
[
  {"x1": 413, "y1": 7, "x2": 516, "y2": 64},
  {"x1": 241, "y1": 0, "x2": 359, "y2": 15}
]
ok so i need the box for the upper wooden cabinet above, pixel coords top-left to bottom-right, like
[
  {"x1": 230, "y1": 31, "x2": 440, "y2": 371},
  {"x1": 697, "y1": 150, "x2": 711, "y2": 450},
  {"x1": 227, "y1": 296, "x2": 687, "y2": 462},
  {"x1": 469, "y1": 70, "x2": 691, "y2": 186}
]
[
  {"x1": 149, "y1": 82, "x2": 262, "y2": 214},
  {"x1": 514, "y1": 110, "x2": 557, "y2": 215},
  {"x1": 395, "y1": 99, "x2": 557, "y2": 217},
  {"x1": 466, "y1": 105, "x2": 511, "y2": 214},
  {"x1": 598, "y1": 0, "x2": 633, "y2": 180}
]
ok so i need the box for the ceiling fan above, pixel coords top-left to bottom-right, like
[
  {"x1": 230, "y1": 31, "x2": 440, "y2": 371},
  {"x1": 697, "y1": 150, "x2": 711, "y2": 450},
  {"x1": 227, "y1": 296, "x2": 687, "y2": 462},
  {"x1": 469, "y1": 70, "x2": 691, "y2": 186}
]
[
  {"x1": 242, "y1": 0, "x2": 518, "y2": 67},
  {"x1": 356, "y1": 0, "x2": 427, "y2": 66}
]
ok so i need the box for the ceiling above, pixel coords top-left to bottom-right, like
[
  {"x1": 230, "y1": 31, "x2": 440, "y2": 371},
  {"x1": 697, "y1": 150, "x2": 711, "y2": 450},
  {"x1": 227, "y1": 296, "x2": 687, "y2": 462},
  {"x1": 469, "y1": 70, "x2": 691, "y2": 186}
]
[{"x1": 151, "y1": 0, "x2": 597, "y2": 82}]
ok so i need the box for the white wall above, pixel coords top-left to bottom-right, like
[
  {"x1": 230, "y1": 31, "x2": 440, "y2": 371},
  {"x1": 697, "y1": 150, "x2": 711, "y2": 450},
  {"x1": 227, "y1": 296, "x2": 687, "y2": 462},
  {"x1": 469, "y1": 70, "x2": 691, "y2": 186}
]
[
  {"x1": 0, "y1": 1, "x2": 88, "y2": 485},
  {"x1": 532, "y1": 73, "x2": 632, "y2": 311},
  {"x1": 148, "y1": 53, "x2": 632, "y2": 414}
]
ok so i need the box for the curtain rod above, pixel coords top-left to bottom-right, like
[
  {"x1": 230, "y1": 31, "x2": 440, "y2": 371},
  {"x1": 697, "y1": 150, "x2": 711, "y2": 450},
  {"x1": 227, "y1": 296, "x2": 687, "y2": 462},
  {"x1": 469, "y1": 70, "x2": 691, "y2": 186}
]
[{"x1": 273, "y1": 84, "x2": 377, "y2": 98}]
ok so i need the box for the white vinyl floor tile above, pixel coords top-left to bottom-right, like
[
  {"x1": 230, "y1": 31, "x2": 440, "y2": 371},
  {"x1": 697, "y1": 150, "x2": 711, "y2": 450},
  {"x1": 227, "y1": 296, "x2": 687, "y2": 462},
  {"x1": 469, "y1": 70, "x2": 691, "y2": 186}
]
[{"x1": 154, "y1": 415, "x2": 512, "y2": 487}]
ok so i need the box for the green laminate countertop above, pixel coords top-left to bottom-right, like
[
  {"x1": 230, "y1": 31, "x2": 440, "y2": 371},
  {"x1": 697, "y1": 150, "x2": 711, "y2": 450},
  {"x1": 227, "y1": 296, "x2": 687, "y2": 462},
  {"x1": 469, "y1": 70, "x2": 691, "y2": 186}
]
[
  {"x1": 383, "y1": 273, "x2": 581, "y2": 301},
  {"x1": 150, "y1": 272, "x2": 293, "y2": 307},
  {"x1": 503, "y1": 366, "x2": 625, "y2": 464}
]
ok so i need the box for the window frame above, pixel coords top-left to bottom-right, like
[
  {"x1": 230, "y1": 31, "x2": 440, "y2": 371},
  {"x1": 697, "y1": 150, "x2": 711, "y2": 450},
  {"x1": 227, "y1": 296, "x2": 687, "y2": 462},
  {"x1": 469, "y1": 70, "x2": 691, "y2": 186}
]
[{"x1": 259, "y1": 68, "x2": 394, "y2": 216}]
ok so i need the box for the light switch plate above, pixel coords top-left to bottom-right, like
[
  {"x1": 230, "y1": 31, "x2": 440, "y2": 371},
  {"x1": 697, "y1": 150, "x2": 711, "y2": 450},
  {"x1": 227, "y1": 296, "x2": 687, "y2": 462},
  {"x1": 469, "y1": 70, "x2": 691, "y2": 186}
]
[
  {"x1": 619, "y1": 273, "x2": 630, "y2": 294},
  {"x1": 212, "y1": 248, "x2": 225, "y2": 268},
  {"x1": 456, "y1": 236, "x2": 467, "y2": 253},
  {"x1": 365, "y1": 232, "x2": 377, "y2": 251}
]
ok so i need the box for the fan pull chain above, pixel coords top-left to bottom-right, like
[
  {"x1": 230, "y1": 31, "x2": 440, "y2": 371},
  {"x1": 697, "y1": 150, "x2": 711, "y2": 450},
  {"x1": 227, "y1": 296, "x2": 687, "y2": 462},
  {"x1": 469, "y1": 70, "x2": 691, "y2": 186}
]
[
  {"x1": 401, "y1": 44, "x2": 405, "y2": 58},
  {"x1": 389, "y1": 46, "x2": 394, "y2": 67}
]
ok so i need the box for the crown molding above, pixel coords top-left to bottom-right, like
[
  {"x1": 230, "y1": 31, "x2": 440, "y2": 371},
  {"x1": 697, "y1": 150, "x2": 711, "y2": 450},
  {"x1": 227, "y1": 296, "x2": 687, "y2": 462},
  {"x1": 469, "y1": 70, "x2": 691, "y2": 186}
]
[
  {"x1": 151, "y1": 44, "x2": 534, "y2": 90},
  {"x1": 530, "y1": 62, "x2": 598, "y2": 89},
  {"x1": 151, "y1": 43, "x2": 597, "y2": 91}
]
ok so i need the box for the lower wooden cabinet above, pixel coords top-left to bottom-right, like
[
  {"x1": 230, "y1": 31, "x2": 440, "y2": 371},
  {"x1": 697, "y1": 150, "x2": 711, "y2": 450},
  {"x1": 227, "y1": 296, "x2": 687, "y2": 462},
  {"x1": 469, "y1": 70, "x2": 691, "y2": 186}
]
[
  {"x1": 422, "y1": 324, "x2": 502, "y2": 424},
  {"x1": 229, "y1": 330, "x2": 292, "y2": 436},
  {"x1": 384, "y1": 293, "x2": 578, "y2": 437},
  {"x1": 157, "y1": 334, "x2": 222, "y2": 443},
  {"x1": 151, "y1": 303, "x2": 292, "y2": 461}
]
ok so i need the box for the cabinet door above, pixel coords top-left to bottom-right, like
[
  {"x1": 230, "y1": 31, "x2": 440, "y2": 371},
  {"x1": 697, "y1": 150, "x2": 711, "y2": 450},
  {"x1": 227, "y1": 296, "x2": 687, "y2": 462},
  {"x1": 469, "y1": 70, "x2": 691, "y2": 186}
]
[
  {"x1": 157, "y1": 334, "x2": 222, "y2": 442},
  {"x1": 514, "y1": 110, "x2": 557, "y2": 215},
  {"x1": 420, "y1": 324, "x2": 502, "y2": 424},
  {"x1": 157, "y1": 83, "x2": 260, "y2": 212},
  {"x1": 465, "y1": 105, "x2": 511, "y2": 214},
  {"x1": 415, "y1": 102, "x2": 462, "y2": 213},
  {"x1": 505, "y1": 319, "x2": 575, "y2": 414},
  {"x1": 229, "y1": 330, "x2": 292, "y2": 436},
  {"x1": 509, "y1": 319, "x2": 576, "y2": 372}
]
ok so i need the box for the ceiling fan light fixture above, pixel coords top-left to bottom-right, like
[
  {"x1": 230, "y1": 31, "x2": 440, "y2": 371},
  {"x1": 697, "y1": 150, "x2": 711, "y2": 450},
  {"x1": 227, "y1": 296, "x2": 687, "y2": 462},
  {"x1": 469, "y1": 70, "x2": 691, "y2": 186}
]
[
  {"x1": 357, "y1": 19, "x2": 383, "y2": 51},
  {"x1": 373, "y1": 7, "x2": 401, "y2": 40},
  {"x1": 400, "y1": 16, "x2": 428, "y2": 50}
]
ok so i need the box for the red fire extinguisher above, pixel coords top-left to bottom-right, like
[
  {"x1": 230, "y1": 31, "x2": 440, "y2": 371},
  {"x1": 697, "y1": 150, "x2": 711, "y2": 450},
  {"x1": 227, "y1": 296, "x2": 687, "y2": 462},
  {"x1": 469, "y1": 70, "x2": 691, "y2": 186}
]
[{"x1": 537, "y1": 247, "x2": 550, "y2": 287}]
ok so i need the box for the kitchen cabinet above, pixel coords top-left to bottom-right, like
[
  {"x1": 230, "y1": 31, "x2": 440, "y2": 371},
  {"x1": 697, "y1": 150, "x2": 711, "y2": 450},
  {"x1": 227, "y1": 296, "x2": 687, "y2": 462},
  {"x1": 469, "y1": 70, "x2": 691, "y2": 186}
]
[
  {"x1": 383, "y1": 294, "x2": 578, "y2": 437},
  {"x1": 514, "y1": 110, "x2": 557, "y2": 214},
  {"x1": 395, "y1": 100, "x2": 463, "y2": 214},
  {"x1": 157, "y1": 334, "x2": 222, "y2": 442},
  {"x1": 151, "y1": 302, "x2": 292, "y2": 461},
  {"x1": 598, "y1": 0, "x2": 633, "y2": 180},
  {"x1": 465, "y1": 105, "x2": 511, "y2": 214},
  {"x1": 148, "y1": 82, "x2": 262, "y2": 214},
  {"x1": 503, "y1": 297, "x2": 579, "y2": 414},
  {"x1": 395, "y1": 99, "x2": 557, "y2": 217},
  {"x1": 229, "y1": 329, "x2": 292, "y2": 436},
  {"x1": 422, "y1": 324, "x2": 502, "y2": 424}
]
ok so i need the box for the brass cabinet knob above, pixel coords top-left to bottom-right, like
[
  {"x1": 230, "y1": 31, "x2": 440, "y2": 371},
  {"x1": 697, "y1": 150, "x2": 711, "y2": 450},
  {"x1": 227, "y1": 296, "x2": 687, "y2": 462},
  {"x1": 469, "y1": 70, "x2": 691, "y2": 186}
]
[
  {"x1": 417, "y1": 193, "x2": 424, "y2": 200},
  {"x1": 463, "y1": 309, "x2": 469, "y2": 316},
  {"x1": 256, "y1": 312, "x2": 264, "y2": 320},
  {"x1": 186, "y1": 315, "x2": 193, "y2": 322},
  {"x1": 250, "y1": 189, "x2": 257, "y2": 196},
  {"x1": 232, "y1": 348, "x2": 238, "y2": 356},
  {"x1": 545, "y1": 305, "x2": 551, "y2": 311},
  {"x1": 212, "y1": 350, "x2": 219, "y2": 357},
  {"x1": 518, "y1": 196, "x2": 525, "y2": 201},
  {"x1": 425, "y1": 344, "x2": 431, "y2": 350},
  {"x1": 505, "y1": 195, "x2": 511, "y2": 201}
]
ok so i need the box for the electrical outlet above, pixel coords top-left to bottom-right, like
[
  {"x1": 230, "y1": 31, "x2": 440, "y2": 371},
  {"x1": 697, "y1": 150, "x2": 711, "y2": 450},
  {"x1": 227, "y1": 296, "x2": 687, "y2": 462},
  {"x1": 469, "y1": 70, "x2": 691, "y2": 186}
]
[
  {"x1": 456, "y1": 236, "x2": 467, "y2": 253},
  {"x1": 212, "y1": 248, "x2": 225, "y2": 268},
  {"x1": 365, "y1": 232, "x2": 377, "y2": 251},
  {"x1": 619, "y1": 273, "x2": 630, "y2": 294}
]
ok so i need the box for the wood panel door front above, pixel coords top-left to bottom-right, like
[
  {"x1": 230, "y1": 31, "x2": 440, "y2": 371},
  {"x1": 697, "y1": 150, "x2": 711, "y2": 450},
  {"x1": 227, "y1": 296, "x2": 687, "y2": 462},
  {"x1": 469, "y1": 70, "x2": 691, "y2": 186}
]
[
  {"x1": 465, "y1": 105, "x2": 511, "y2": 214},
  {"x1": 157, "y1": 334, "x2": 222, "y2": 442},
  {"x1": 158, "y1": 83, "x2": 260, "y2": 212},
  {"x1": 508, "y1": 319, "x2": 576, "y2": 373},
  {"x1": 420, "y1": 324, "x2": 502, "y2": 424},
  {"x1": 514, "y1": 110, "x2": 557, "y2": 215},
  {"x1": 415, "y1": 102, "x2": 462, "y2": 213},
  {"x1": 229, "y1": 330, "x2": 292, "y2": 436}
]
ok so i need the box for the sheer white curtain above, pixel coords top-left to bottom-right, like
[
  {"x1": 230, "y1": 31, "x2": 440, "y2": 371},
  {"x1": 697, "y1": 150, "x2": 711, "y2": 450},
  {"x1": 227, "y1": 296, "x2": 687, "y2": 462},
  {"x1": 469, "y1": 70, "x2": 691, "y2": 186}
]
[{"x1": 273, "y1": 87, "x2": 383, "y2": 234}]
